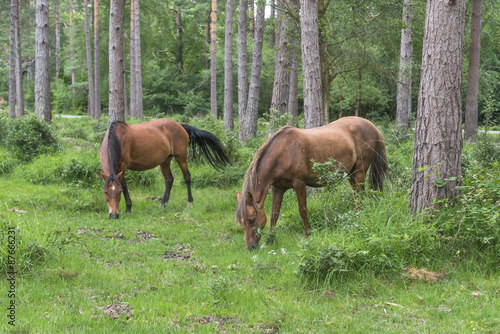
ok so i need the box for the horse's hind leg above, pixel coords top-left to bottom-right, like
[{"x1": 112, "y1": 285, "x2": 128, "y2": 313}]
[
  {"x1": 348, "y1": 169, "x2": 367, "y2": 209},
  {"x1": 174, "y1": 157, "x2": 193, "y2": 206},
  {"x1": 160, "y1": 157, "x2": 174, "y2": 207}
]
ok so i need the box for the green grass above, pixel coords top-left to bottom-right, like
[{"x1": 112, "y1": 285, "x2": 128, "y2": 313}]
[{"x1": 0, "y1": 116, "x2": 499, "y2": 333}]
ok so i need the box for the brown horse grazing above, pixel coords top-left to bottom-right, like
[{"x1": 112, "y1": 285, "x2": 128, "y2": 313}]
[
  {"x1": 100, "y1": 118, "x2": 229, "y2": 218},
  {"x1": 235, "y1": 116, "x2": 387, "y2": 250}
]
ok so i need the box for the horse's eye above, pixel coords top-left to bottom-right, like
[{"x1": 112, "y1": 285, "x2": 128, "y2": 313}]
[
  {"x1": 249, "y1": 217, "x2": 256, "y2": 225},
  {"x1": 104, "y1": 192, "x2": 108, "y2": 195}
]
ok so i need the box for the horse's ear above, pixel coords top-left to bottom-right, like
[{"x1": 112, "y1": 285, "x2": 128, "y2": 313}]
[
  {"x1": 100, "y1": 171, "x2": 109, "y2": 181},
  {"x1": 246, "y1": 190, "x2": 254, "y2": 206},
  {"x1": 236, "y1": 191, "x2": 242, "y2": 202},
  {"x1": 116, "y1": 170, "x2": 125, "y2": 183}
]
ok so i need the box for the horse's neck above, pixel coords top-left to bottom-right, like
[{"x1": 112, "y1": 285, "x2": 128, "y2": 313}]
[{"x1": 251, "y1": 172, "x2": 272, "y2": 209}]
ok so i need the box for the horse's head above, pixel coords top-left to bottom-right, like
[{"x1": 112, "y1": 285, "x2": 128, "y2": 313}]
[
  {"x1": 236, "y1": 191, "x2": 267, "y2": 251},
  {"x1": 100, "y1": 170, "x2": 125, "y2": 219}
]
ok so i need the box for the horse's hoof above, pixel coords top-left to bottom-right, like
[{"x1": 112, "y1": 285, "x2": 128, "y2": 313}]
[{"x1": 187, "y1": 202, "x2": 193, "y2": 207}]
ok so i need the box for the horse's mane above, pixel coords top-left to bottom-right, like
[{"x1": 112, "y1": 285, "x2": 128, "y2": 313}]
[
  {"x1": 235, "y1": 126, "x2": 292, "y2": 225},
  {"x1": 105, "y1": 121, "x2": 127, "y2": 187}
]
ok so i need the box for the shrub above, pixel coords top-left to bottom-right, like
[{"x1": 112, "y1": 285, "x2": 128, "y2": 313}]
[
  {"x1": 4, "y1": 115, "x2": 60, "y2": 161},
  {"x1": 0, "y1": 147, "x2": 19, "y2": 175}
]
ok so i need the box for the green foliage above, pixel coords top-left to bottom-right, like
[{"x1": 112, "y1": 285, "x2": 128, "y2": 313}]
[
  {"x1": 126, "y1": 169, "x2": 159, "y2": 188},
  {"x1": 14, "y1": 150, "x2": 101, "y2": 187},
  {"x1": 4, "y1": 115, "x2": 60, "y2": 161},
  {"x1": 0, "y1": 147, "x2": 19, "y2": 176}
]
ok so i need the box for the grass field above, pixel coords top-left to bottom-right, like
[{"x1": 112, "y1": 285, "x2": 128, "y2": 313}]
[{"x1": 1, "y1": 115, "x2": 499, "y2": 333}]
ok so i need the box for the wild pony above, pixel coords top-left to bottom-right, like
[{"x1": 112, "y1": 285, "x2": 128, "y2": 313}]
[
  {"x1": 100, "y1": 118, "x2": 229, "y2": 218},
  {"x1": 235, "y1": 116, "x2": 387, "y2": 250}
]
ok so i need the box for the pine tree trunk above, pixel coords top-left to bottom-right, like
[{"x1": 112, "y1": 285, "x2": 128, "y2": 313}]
[
  {"x1": 464, "y1": 0, "x2": 482, "y2": 141},
  {"x1": 15, "y1": 0, "x2": 24, "y2": 117},
  {"x1": 35, "y1": 0, "x2": 51, "y2": 123},
  {"x1": 249, "y1": 0, "x2": 254, "y2": 39},
  {"x1": 84, "y1": 0, "x2": 95, "y2": 119},
  {"x1": 396, "y1": 0, "x2": 414, "y2": 132},
  {"x1": 243, "y1": 0, "x2": 265, "y2": 140},
  {"x1": 129, "y1": 0, "x2": 136, "y2": 118},
  {"x1": 9, "y1": 0, "x2": 17, "y2": 119},
  {"x1": 355, "y1": 69, "x2": 361, "y2": 117},
  {"x1": 269, "y1": 0, "x2": 275, "y2": 48},
  {"x1": 238, "y1": 0, "x2": 248, "y2": 140},
  {"x1": 94, "y1": 0, "x2": 101, "y2": 119},
  {"x1": 210, "y1": 0, "x2": 218, "y2": 118},
  {"x1": 55, "y1": 4, "x2": 60, "y2": 89},
  {"x1": 205, "y1": 12, "x2": 211, "y2": 71},
  {"x1": 134, "y1": 0, "x2": 144, "y2": 120},
  {"x1": 300, "y1": 0, "x2": 323, "y2": 129},
  {"x1": 288, "y1": 0, "x2": 299, "y2": 124},
  {"x1": 410, "y1": 0, "x2": 466, "y2": 213},
  {"x1": 70, "y1": 4, "x2": 76, "y2": 97},
  {"x1": 175, "y1": 8, "x2": 183, "y2": 73},
  {"x1": 109, "y1": 0, "x2": 125, "y2": 124},
  {"x1": 223, "y1": 0, "x2": 234, "y2": 131},
  {"x1": 319, "y1": 0, "x2": 334, "y2": 125}
]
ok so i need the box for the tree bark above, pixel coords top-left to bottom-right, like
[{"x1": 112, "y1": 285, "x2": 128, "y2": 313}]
[
  {"x1": 70, "y1": 3, "x2": 76, "y2": 97},
  {"x1": 319, "y1": 0, "x2": 334, "y2": 124},
  {"x1": 15, "y1": 0, "x2": 24, "y2": 117},
  {"x1": 249, "y1": 0, "x2": 254, "y2": 39},
  {"x1": 175, "y1": 8, "x2": 183, "y2": 74},
  {"x1": 109, "y1": 0, "x2": 126, "y2": 124},
  {"x1": 55, "y1": 3, "x2": 60, "y2": 89},
  {"x1": 223, "y1": 0, "x2": 235, "y2": 131},
  {"x1": 84, "y1": 0, "x2": 95, "y2": 118},
  {"x1": 464, "y1": 0, "x2": 482, "y2": 141},
  {"x1": 269, "y1": 0, "x2": 292, "y2": 132},
  {"x1": 35, "y1": 0, "x2": 51, "y2": 124},
  {"x1": 410, "y1": 0, "x2": 466, "y2": 213},
  {"x1": 396, "y1": 0, "x2": 414, "y2": 132},
  {"x1": 288, "y1": 0, "x2": 299, "y2": 124},
  {"x1": 129, "y1": 0, "x2": 136, "y2": 118},
  {"x1": 210, "y1": 0, "x2": 218, "y2": 118},
  {"x1": 355, "y1": 69, "x2": 361, "y2": 117},
  {"x1": 243, "y1": 0, "x2": 265, "y2": 140},
  {"x1": 9, "y1": 0, "x2": 17, "y2": 119},
  {"x1": 134, "y1": 0, "x2": 144, "y2": 120},
  {"x1": 205, "y1": 12, "x2": 211, "y2": 71},
  {"x1": 238, "y1": 0, "x2": 248, "y2": 140},
  {"x1": 94, "y1": 0, "x2": 101, "y2": 119},
  {"x1": 269, "y1": 0, "x2": 275, "y2": 48},
  {"x1": 300, "y1": 0, "x2": 323, "y2": 129}
]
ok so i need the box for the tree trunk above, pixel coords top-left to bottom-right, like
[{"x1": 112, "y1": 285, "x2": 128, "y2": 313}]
[
  {"x1": 464, "y1": 0, "x2": 482, "y2": 141},
  {"x1": 410, "y1": 0, "x2": 466, "y2": 213},
  {"x1": 9, "y1": 0, "x2": 17, "y2": 119},
  {"x1": 70, "y1": 4, "x2": 76, "y2": 97},
  {"x1": 238, "y1": 0, "x2": 248, "y2": 140},
  {"x1": 243, "y1": 0, "x2": 265, "y2": 140},
  {"x1": 210, "y1": 0, "x2": 218, "y2": 118},
  {"x1": 15, "y1": 0, "x2": 24, "y2": 117},
  {"x1": 249, "y1": 0, "x2": 254, "y2": 39},
  {"x1": 109, "y1": 0, "x2": 125, "y2": 124},
  {"x1": 300, "y1": 0, "x2": 323, "y2": 129},
  {"x1": 355, "y1": 69, "x2": 361, "y2": 117},
  {"x1": 94, "y1": 0, "x2": 101, "y2": 119},
  {"x1": 269, "y1": 0, "x2": 292, "y2": 132},
  {"x1": 35, "y1": 0, "x2": 51, "y2": 124},
  {"x1": 84, "y1": 0, "x2": 95, "y2": 118},
  {"x1": 269, "y1": 0, "x2": 275, "y2": 48},
  {"x1": 134, "y1": 0, "x2": 144, "y2": 120},
  {"x1": 223, "y1": 0, "x2": 235, "y2": 131},
  {"x1": 396, "y1": 0, "x2": 414, "y2": 133},
  {"x1": 319, "y1": 0, "x2": 334, "y2": 125},
  {"x1": 288, "y1": 0, "x2": 299, "y2": 124},
  {"x1": 129, "y1": 0, "x2": 136, "y2": 118},
  {"x1": 175, "y1": 8, "x2": 183, "y2": 74},
  {"x1": 55, "y1": 3, "x2": 60, "y2": 89}
]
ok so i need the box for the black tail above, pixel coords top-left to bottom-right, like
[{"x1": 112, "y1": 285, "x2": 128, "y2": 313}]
[
  {"x1": 369, "y1": 141, "x2": 388, "y2": 191},
  {"x1": 181, "y1": 124, "x2": 230, "y2": 169}
]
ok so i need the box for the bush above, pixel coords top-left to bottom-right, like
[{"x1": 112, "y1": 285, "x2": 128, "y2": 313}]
[
  {"x1": 4, "y1": 115, "x2": 60, "y2": 161},
  {"x1": 0, "y1": 147, "x2": 19, "y2": 175},
  {"x1": 14, "y1": 150, "x2": 101, "y2": 187}
]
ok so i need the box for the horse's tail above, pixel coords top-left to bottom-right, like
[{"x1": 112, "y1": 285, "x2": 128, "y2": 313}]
[
  {"x1": 369, "y1": 140, "x2": 388, "y2": 191},
  {"x1": 181, "y1": 124, "x2": 230, "y2": 169}
]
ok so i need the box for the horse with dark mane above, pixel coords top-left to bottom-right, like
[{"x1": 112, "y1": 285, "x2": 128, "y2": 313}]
[
  {"x1": 235, "y1": 116, "x2": 387, "y2": 250},
  {"x1": 100, "y1": 118, "x2": 229, "y2": 218}
]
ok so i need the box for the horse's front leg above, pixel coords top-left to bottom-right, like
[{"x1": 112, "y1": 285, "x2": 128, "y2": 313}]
[
  {"x1": 261, "y1": 186, "x2": 286, "y2": 249},
  {"x1": 294, "y1": 182, "x2": 312, "y2": 239},
  {"x1": 122, "y1": 180, "x2": 132, "y2": 213},
  {"x1": 160, "y1": 160, "x2": 174, "y2": 208}
]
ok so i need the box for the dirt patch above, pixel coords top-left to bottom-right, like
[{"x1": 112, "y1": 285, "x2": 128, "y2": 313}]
[
  {"x1": 405, "y1": 267, "x2": 445, "y2": 283},
  {"x1": 95, "y1": 302, "x2": 133, "y2": 319},
  {"x1": 162, "y1": 243, "x2": 193, "y2": 261},
  {"x1": 147, "y1": 196, "x2": 162, "y2": 201},
  {"x1": 131, "y1": 230, "x2": 159, "y2": 243},
  {"x1": 77, "y1": 227, "x2": 158, "y2": 243}
]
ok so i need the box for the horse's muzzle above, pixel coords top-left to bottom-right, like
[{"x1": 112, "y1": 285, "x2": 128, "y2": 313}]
[
  {"x1": 109, "y1": 213, "x2": 119, "y2": 219},
  {"x1": 247, "y1": 241, "x2": 259, "y2": 251}
]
